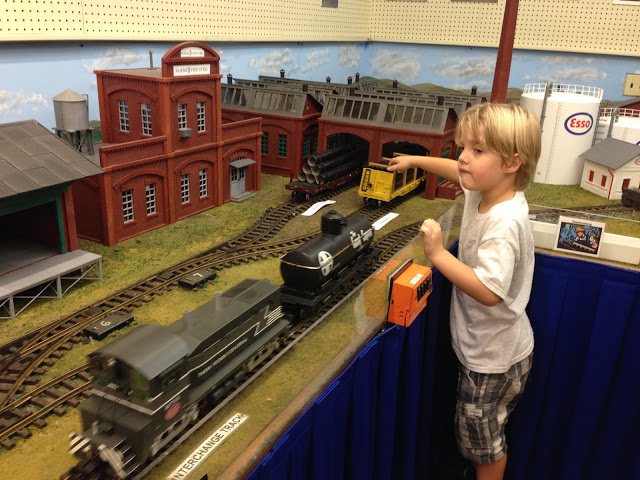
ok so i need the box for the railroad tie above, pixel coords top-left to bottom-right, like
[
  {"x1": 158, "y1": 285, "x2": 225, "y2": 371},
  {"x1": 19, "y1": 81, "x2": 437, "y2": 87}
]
[
  {"x1": 53, "y1": 406, "x2": 66, "y2": 416},
  {"x1": 0, "y1": 374, "x2": 17, "y2": 383},
  {"x1": 76, "y1": 371, "x2": 92, "y2": 382},
  {"x1": 31, "y1": 396, "x2": 50, "y2": 408},
  {"x1": 0, "y1": 438, "x2": 15, "y2": 449},
  {"x1": 33, "y1": 418, "x2": 47, "y2": 429},
  {"x1": 15, "y1": 428, "x2": 31, "y2": 439},
  {"x1": 46, "y1": 388, "x2": 64, "y2": 399}
]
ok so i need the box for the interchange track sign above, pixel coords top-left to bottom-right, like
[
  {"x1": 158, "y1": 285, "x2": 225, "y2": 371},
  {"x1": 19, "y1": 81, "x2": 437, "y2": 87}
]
[{"x1": 167, "y1": 413, "x2": 248, "y2": 480}]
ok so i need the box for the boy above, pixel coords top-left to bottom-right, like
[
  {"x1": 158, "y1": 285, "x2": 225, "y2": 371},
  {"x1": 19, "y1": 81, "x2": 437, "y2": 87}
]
[{"x1": 387, "y1": 103, "x2": 541, "y2": 480}]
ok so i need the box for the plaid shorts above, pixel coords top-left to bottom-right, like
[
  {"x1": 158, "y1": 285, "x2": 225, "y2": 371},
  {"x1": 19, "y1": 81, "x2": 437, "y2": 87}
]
[{"x1": 455, "y1": 353, "x2": 533, "y2": 464}]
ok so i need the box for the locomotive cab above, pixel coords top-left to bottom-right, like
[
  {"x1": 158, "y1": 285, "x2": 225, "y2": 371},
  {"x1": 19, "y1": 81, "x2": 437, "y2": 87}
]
[
  {"x1": 87, "y1": 326, "x2": 190, "y2": 405},
  {"x1": 90, "y1": 352, "x2": 185, "y2": 402}
]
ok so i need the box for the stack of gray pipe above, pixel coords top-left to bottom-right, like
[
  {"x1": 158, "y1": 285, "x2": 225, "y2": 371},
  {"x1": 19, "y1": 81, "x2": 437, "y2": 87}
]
[{"x1": 298, "y1": 144, "x2": 366, "y2": 185}]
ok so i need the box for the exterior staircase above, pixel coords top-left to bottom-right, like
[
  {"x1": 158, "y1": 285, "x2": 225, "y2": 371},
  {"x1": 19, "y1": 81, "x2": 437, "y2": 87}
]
[{"x1": 436, "y1": 180, "x2": 463, "y2": 200}]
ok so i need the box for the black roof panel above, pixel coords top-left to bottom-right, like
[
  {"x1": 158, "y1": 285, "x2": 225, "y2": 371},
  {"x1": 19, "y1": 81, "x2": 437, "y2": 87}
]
[{"x1": 0, "y1": 120, "x2": 104, "y2": 199}]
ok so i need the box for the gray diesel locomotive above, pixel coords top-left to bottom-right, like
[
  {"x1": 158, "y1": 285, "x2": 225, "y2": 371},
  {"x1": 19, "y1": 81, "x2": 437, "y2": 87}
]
[
  {"x1": 69, "y1": 211, "x2": 374, "y2": 478},
  {"x1": 70, "y1": 279, "x2": 290, "y2": 478}
]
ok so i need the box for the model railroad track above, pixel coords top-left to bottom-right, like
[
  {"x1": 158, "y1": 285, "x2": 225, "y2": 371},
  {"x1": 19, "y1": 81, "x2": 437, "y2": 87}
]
[
  {"x1": 0, "y1": 196, "x2": 325, "y2": 393},
  {"x1": 225, "y1": 180, "x2": 359, "y2": 249},
  {"x1": 61, "y1": 223, "x2": 423, "y2": 480},
  {"x1": 529, "y1": 203, "x2": 637, "y2": 222},
  {"x1": 0, "y1": 242, "x2": 315, "y2": 449},
  {"x1": 0, "y1": 186, "x2": 417, "y2": 396},
  {"x1": 0, "y1": 184, "x2": 355, "y2": 374},
  {"x1": 0, "y1": 239, "x2": 316, "y2": 414},
  {"x1": 0, "y1": 186, "x2": 422, "y2": 452},
  {"x1": 0, "y1": 365, "x2": 92, "y2": 450}
]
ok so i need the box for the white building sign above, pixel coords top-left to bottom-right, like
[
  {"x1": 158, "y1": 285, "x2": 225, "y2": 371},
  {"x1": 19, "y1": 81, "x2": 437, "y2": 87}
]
[
  {"x1": 174, "y1": 64, "x2": 211, "y2": 77},
  {"x1": 180, "y1": 47, "x2": 205, "y2": 58}
]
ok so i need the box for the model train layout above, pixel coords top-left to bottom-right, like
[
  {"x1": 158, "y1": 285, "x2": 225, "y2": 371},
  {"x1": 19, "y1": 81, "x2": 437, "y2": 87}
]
[{"x1": 68, "y1": 211, "x2": 380, "y2": 479}]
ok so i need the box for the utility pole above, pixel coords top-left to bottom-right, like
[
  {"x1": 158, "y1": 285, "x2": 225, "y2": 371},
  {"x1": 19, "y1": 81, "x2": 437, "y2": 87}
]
[{"x1": 490, "y1": 0, "x2": 519, "y2": 103}]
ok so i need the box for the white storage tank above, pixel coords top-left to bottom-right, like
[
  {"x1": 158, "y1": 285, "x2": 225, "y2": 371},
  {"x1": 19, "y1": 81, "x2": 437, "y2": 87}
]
[
  {"x1": 53, "y1": 89, "x2": 89, "y2": 132},
  {"x1": 595, "y1": 108, "x2": 640, "y2": 146},
  {"x1": 521, "y1": 83, "x2": 603, "y2": 185}
]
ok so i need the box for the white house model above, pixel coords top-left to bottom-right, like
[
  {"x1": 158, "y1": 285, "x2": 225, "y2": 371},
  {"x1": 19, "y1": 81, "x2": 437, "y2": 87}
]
[{"x1": 580, "y1": 138, "x2": 640, "y2": 200}]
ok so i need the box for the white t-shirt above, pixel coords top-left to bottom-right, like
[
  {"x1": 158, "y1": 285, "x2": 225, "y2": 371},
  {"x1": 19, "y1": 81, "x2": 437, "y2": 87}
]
[{"x1": 450, "y1": 186, "x2": 535, "y2": 374}]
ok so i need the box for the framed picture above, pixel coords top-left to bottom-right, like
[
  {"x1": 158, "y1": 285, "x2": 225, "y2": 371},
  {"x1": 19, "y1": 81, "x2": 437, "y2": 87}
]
[{"x1": 554, "y1": 216, "x2": 606, "y2": 258}]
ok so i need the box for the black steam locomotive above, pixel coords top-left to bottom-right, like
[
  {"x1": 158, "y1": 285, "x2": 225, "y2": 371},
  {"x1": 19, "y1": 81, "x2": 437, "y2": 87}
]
[{"x1": 69, "y1": 211, "x2": 375, "y2": 478}]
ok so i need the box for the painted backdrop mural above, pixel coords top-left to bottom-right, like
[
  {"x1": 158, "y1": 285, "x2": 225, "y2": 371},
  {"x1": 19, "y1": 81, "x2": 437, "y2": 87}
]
[{"x1": 1, "y1": 41, "x2": 638, "y2": 129}]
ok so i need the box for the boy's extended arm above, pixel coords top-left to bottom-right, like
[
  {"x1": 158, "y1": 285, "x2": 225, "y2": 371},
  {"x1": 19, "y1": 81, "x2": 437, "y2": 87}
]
[
  {"x1": 387, "y1": 155, "x2": 459, "y2": 183},
  {"x1": 421, "y1": 219, "x2": 501, "y2": 307}
]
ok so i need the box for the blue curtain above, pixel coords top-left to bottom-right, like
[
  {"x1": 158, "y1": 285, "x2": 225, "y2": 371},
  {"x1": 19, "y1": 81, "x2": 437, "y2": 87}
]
[
  {"x1": 507, "y1": 253, "x2": 640, "y2": 480},
  {"x1": 247, "y1": 252, "x2": 640, "y2": 480}
]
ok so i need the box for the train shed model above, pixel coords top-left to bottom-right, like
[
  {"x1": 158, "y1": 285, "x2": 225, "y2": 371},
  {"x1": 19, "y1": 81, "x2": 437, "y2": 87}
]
[
  {"x1": 257, "y1": 71, "x2": 379, "y2": 95},
  {"x1": 72, "y1": 42, "x2": 262, "y2": 246},
  {"x1": 318, "y1": 93, "x2": 459, "y2": 200},
  {"x1": 358, "y1": 155, "x2": 427, "y2": 207},
  {"x1": 0, "y1": 120, "x2": 104, "y2": 319}
]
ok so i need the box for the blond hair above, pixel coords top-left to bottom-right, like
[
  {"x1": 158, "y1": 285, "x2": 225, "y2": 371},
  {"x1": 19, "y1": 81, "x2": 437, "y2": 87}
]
[{"x1": 455, "y1": 103, "x2": 541, "y2": 191}]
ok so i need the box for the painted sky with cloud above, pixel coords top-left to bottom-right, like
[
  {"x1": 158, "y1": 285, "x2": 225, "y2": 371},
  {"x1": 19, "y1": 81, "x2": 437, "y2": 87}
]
[
  {"x1": 369, "y1": 49, "x2": 421, "y2": 80},
  {"x1": 0, "y1": 90, "x2": 50, "y2": 117},
  {"x1": 83, "y1": 48, "x2": 146, "y2": 73},
  {"x1": 0, "y1": 41, "x2": 636, "y2": 128},
  {"x1": 249, "y1": 48, "x2": 299, "y2": 76}
]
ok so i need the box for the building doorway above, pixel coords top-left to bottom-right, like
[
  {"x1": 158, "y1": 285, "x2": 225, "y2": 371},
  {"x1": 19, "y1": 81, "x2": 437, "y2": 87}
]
[{"x1": 229, "y1": 157, "x2": 256, "y2": 197}]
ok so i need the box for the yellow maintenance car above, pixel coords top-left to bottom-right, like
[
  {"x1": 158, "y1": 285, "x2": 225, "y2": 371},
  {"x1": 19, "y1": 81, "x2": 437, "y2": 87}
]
[{"x1": 358, "y1": 157, "x2": 427, "y2": 207}]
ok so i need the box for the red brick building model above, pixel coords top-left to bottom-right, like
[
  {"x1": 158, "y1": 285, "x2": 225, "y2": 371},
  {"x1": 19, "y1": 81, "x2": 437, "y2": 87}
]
[
  {"x1": 220, "y1": 84, "x2": 323, "y2": 177},
  {"x1": 73, "y1": 42, "x2": 261, "y2": 246}
]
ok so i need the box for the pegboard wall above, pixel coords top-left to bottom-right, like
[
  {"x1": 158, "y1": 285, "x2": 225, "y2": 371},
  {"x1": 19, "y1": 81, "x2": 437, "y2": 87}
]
[
  {"x1": 0, "y1": 0, "x2": 372, "y2": 41},
  {"x1": 1, "y1": 0, "x2": 638, "y2": 56},
  {"x1": 369, "y1": 0, "x2": 640, "y2": 56}
]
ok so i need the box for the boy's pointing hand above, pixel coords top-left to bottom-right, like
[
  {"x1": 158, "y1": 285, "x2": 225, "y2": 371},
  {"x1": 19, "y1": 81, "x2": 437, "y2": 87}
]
[{"x1": 386, "y1": 156, "x2": 408, "y2": 172}]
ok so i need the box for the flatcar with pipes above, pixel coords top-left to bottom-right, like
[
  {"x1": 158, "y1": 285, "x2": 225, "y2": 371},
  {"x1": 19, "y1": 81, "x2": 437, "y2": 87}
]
[
  {"x1": 68, "y1": 211, "x2": 378, "y2": 479},
  {"x1": 286, "y1": 142, "x2": 368, "y2": 201},
  {"x1": 358, "y1": 156, "x2": 427, "y2": 207}
]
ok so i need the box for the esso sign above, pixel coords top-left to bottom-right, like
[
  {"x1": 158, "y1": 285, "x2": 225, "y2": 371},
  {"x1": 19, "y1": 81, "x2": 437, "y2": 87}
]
[{"x1": 564, "y1": 113, "x2": 593, "y2": 135}]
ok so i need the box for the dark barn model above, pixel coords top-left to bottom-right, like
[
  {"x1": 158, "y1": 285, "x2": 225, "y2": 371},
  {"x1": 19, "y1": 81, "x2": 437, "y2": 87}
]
[{"x1": 69, "y1": 211, "x2": 375, "y2": 478}]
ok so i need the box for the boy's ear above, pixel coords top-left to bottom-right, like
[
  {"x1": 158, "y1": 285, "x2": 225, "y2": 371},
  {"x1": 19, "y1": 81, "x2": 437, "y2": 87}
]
[{"x1": 503, "y1": 153, "x2": 521, "y2": 174}]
